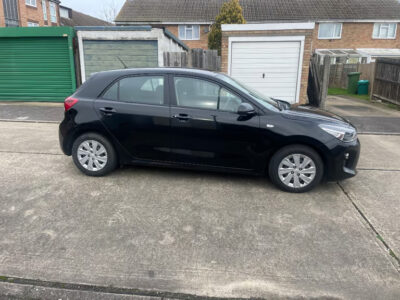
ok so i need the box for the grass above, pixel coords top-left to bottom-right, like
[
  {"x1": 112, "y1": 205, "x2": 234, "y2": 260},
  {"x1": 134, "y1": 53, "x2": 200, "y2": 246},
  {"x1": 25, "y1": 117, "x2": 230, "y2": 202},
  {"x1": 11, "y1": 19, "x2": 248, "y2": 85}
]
[{"x1": 328, "y1": 87, "x2": 370, "y2": 101}]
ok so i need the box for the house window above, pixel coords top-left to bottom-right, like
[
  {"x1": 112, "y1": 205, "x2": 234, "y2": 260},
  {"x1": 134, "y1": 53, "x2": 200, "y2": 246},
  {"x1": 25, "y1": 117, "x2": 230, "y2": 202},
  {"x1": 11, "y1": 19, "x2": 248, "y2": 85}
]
[
  {"x1": 42, "y1": 0, "x2": 47, "y2": 20},
  {"x1": 318, "y1": 23, "x2": 342, "y2": 39},
  {"x1": 373, "y1": 23, "x2": 397, "y2": 39},
  {"x1": 178, "y1": 25, "x2": 200, "y2": 40},
  {"x1": 3, "y1": 0, "x2": 20, "y2": 27},
  {"x1": 27, "y1": 21, "x2": 39, "y2": 27},
  {"x1": 25, "y1": 0, "x2": 36, "y2": 7},
  {"x1": 49, "y1": 2, "x2": 57, "y2": 23},
  {"x1": 60, "y1": 7, "x2": 70, "y2": 19}
]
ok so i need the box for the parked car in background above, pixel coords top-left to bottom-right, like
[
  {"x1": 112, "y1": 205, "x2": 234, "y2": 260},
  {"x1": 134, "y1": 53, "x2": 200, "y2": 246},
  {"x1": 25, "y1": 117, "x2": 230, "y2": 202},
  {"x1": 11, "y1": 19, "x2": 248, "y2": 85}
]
[{"x1": 59, "y1": 68, "x2": 360, "y2": 193}]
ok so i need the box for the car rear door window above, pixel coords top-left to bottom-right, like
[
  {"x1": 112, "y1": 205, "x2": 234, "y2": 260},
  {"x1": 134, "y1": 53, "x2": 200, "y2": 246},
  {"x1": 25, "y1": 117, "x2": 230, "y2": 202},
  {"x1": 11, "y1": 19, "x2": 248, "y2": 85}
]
[
  {"x1": 173, "y1": 77, "x2": 219, "y2": 110},
  {"x1": 102, "y1": 76, "x2": 165, "y2": 105}
]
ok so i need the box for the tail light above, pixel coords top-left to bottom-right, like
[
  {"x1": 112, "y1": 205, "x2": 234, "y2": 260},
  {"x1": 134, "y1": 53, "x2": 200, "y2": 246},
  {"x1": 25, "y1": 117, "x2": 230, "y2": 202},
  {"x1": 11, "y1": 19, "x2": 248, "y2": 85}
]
[{"x1": 64, "y1": 97, "x2": 78, "y2": 111}]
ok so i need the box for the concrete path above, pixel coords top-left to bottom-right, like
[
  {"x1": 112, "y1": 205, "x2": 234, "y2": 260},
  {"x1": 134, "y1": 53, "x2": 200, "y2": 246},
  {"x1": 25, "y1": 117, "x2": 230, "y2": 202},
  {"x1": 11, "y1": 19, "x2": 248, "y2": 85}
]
[
  {"x1": 326, "y1": 96, "x2": 400, "y2": 134},
  {"x1": 0, "y1": 121, "x2": 399, "y2": 299}
]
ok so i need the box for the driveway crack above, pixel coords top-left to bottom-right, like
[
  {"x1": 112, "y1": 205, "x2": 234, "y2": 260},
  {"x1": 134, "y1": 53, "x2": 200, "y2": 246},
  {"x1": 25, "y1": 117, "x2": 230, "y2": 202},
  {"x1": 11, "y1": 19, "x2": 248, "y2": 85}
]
[{"x1": 337, "y1": 182, "x2": 400, "y2": 271}]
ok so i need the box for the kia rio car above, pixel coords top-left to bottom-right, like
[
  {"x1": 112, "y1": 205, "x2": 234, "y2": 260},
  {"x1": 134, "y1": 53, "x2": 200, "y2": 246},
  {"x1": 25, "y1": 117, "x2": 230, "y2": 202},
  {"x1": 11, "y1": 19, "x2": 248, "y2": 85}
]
[{"x1": 59, "y1": 68, "x2": 360, "y2": 193}]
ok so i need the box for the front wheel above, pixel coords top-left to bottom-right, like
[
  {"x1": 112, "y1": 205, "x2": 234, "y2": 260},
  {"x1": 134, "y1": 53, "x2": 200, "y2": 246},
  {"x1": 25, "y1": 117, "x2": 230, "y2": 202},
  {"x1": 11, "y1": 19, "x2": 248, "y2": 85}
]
[
  {"x1": 72, "y1": 133, "x2": 118, "y2": 176},
  {"x1": 268, "y1": 145, "x2": 324, "y2": 193}
]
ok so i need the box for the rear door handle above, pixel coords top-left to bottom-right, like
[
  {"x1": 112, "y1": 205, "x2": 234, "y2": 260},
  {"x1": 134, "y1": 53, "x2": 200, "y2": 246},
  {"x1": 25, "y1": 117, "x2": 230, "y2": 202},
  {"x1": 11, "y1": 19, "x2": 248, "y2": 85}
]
[
  {"x1": 172, "y1": 114, "x2": 191, "y2": 122},
  {"x1": 99, "y1": 107, "x2": 116, "y2": 116}
]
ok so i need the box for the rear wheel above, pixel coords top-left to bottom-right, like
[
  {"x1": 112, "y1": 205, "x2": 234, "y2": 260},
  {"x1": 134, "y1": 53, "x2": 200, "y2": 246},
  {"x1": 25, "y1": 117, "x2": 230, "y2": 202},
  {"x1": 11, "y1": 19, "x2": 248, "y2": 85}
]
[
  {"x1": 72, "y1": 133, "x2": 118, "y2": 176},
  {"x1": 268, "y1": 145, "x2": 323, "y2": 193}
]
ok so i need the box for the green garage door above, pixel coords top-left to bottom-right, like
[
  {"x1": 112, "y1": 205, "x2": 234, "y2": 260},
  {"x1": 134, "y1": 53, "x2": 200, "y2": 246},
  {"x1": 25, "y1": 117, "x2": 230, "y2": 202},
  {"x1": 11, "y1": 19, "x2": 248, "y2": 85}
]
[
  {"x1": 83, "y1": 40, "x2": 158, "y2": 80},
  {"x1": 0, "y1": 28, "x2": 76, "y2": 102}
]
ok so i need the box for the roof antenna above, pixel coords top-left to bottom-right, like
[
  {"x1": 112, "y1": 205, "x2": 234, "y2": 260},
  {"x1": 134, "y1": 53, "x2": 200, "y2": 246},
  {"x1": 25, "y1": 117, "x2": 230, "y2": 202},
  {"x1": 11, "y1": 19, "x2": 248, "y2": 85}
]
[{"x1": 117, "y1": 56, "x2": 128, "y2": 69}]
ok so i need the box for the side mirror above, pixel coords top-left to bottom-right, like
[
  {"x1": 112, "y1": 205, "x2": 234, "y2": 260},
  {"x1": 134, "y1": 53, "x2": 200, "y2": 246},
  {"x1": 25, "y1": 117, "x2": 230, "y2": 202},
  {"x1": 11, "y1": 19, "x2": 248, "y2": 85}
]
[{"x1": 237, "y1": 103, "x2": 256, "y2": 116}]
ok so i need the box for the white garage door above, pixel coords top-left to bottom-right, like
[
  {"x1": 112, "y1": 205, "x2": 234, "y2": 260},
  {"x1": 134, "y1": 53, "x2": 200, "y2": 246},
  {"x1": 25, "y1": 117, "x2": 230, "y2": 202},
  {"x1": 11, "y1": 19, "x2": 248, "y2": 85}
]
[{"x1": 230, "y1": 41, "x2": 301, "y2": 103}]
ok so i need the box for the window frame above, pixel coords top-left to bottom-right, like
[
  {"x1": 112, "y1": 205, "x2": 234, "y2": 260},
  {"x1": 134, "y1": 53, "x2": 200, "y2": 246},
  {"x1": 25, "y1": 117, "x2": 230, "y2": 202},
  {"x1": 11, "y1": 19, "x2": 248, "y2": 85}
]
[
  {"x1": 373, "y1": 22, "x2": 397, "y2": 39},
  {"x1": 25, "y1": 0, "x2": 37, "y2": 7},
  {"x1": 99, "y1": 74, "x2": 168, "y2": 107},
  {"x1": 27, "y1": 21, "x2": 39, "y2": 27},
  {"x1": 170, "y1": 75, "x2": 246, "y2": 113},
  {"x1": 42, "y1": 0, "x2": 47, "y2": 20},
  {"x1": 49, "y1": 1, "x2": 57, "y2": 23},
  {"x1": 318, "y1": 23, "x2": 342, "y2": 40},
  {"x1": 178, "y1": 25, "x2": 200, "y2": 40}
]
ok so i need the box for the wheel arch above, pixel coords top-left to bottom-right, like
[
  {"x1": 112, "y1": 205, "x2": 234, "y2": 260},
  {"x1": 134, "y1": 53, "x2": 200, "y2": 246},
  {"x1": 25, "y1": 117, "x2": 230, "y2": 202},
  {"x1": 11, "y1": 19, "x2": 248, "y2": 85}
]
[
  {"x1": 265, "y1": 136, "x2": 330, "y2": 178},
  {"x1": 66, "y1": 124, "x2": 129, "y2": 164}
]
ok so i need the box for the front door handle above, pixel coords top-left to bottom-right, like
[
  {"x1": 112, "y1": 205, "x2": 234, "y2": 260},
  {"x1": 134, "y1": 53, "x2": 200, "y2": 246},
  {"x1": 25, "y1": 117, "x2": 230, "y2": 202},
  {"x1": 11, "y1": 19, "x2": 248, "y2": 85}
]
[
  {"x1": 172, "y1": 114, "x2": 191, "y2": 122},
  {"x1": 99, "y1": 107, "x2": 116, "y2": 116}
]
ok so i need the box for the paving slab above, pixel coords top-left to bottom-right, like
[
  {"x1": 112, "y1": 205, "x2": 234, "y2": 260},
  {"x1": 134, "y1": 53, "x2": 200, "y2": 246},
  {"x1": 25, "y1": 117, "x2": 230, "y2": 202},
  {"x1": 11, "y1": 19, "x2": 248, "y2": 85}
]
[
  {"x1": 341, "y1": 170, "x2": 400, "y2": 262},
  {"x1": 357, "y1": 135, "x2": 400, "y2": 170},
  {"x1": 0, "y1": 122, "x2": 61, "y2": 155},
  {"x1": 0, "y1": 121, "x2": 399, "y2": 299}
]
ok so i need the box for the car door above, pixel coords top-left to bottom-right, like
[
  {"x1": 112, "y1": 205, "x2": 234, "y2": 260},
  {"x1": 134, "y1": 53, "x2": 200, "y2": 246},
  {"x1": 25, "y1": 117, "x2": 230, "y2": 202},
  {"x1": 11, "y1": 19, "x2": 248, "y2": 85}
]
[
  {"x1": 94, "y1": 74, "x2": 171, "y2": 161},
  {"x1": 169, "y1": 75, "x2": 262, "y2": 170}
]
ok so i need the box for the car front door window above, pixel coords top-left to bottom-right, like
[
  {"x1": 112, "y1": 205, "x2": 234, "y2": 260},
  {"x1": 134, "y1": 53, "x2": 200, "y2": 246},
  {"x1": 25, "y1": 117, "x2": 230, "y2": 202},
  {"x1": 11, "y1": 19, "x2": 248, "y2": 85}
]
[
  {"x1": 174, "y1": 77, "x2": 219, "y2": 110},
  {"x1": 219, "y1": 88, "x2": 243, "y2": 113}
]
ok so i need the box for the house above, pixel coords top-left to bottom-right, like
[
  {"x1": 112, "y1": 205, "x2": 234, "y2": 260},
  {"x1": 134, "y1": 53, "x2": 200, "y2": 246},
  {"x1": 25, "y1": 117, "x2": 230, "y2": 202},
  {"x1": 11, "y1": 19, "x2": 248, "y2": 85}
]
[
  {"x1": 115, "y1": 0, "x2": 400, "y2": 61},
  {"x1": 60, "y1": 6, "x2": 112, "y2": 27},
  {"x1": 0, "y1": 0, "x2": 60, "y2": 27}
]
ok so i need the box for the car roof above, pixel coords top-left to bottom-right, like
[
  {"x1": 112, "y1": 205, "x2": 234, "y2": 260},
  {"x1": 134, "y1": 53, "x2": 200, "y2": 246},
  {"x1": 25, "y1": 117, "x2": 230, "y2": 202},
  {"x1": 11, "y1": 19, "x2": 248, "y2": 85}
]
[
  {"x1": 96, "y1": 67, "x2": 220, "y2": 78},
  {"x1": 74, "y1": 68, "x2": 223, "y2": 99}
]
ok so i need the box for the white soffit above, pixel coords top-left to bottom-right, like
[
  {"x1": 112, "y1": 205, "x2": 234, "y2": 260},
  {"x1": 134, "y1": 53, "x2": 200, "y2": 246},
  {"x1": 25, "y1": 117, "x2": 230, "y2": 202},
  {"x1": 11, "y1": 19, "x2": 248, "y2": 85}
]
[{"x1": 222, "y1": 23, "x2": 315, "y2": 31}]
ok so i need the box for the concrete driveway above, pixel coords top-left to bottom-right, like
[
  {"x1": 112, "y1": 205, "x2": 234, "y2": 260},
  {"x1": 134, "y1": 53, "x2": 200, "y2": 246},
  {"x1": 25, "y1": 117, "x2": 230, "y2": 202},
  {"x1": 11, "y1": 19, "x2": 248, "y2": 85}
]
[
  {"x1": 326, "y1": 96, "x2": 400, "y2": 134},
  {"x1": 0, "y1": 121, "x2": 399, "y2": 300}
]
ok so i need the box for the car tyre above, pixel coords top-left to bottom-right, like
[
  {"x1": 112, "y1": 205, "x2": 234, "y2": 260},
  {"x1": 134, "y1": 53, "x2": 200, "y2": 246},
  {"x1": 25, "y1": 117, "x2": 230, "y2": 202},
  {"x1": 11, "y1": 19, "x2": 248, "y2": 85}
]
[
  {"x1": 268, "y1": 145, "x2": 324, "y2": 193},
  {"x1": 72, "y1": 133, "x2": 118, "y2": 177}
]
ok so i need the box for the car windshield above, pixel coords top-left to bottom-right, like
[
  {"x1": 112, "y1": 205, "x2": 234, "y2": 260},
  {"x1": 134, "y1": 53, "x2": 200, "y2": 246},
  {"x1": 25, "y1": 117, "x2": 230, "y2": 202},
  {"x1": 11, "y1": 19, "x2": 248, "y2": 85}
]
[{"x1": 216, "y1": 74, "x2": 280, "y2": 111}]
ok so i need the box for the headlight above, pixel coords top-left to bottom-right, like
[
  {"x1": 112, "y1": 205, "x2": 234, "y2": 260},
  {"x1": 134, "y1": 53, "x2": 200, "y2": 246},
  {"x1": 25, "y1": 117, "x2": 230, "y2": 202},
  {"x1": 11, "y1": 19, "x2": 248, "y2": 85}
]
[{"x1": 319, "y1": 124, "x2": 357, "y2": 142}]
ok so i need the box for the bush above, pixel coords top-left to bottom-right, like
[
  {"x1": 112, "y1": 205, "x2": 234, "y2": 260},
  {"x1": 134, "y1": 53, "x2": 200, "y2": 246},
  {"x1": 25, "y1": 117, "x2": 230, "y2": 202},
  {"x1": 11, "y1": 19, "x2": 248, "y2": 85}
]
[{"x1": 208, "y1": 0, "x2": 246, "y2": 55}]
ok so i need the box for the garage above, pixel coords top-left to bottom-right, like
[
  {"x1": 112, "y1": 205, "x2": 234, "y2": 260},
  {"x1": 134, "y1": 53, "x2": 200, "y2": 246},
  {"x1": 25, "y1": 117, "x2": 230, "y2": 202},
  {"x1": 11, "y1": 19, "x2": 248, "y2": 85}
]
[
  {"x1": 0, "y1": 27, "x2": 76, "y2": 102},
  {"x1": 222, "y1": 23, "x2": 315, "y2": 104},
  {"x1": 82, "y1": 40, "x2": 158, "y2": 81},
  {"x1": 230, "y1": 39, "x2": 302, "y2": 103},
  {"x1": 76, "y1": 27, "x2": 188, "y2": 82}
]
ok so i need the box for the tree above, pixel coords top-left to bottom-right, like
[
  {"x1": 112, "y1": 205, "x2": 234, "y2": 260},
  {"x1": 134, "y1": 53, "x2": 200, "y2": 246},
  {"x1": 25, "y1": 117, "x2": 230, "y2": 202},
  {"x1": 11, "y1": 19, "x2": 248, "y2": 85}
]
[
  {"x1": 101, "y1": 0, "x2": 120, "y2": 23},
  {"x1": 208, "y1": 0, "x2": 246, "y2": 54}
]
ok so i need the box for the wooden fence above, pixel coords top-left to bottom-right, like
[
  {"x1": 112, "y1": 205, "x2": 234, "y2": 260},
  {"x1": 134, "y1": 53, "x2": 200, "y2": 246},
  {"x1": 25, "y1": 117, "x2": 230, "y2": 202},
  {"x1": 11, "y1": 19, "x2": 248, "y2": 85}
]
[
  {"x1": 163, "y1": 49, "x2": 221, "y2": 71},
  {"x1": 372, "y1": 58, "x2": 400, "y2": 106},
  {"x1": 329, "y1": 63, "x2": 375, "y2": 92}
]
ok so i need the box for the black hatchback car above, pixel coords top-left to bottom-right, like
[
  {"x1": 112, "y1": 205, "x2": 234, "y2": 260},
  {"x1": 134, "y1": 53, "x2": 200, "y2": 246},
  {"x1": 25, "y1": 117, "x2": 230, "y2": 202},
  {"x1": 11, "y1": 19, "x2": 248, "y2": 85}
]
[{"x1": 59, "y1": 68, "x2": 360, "y2": 193}]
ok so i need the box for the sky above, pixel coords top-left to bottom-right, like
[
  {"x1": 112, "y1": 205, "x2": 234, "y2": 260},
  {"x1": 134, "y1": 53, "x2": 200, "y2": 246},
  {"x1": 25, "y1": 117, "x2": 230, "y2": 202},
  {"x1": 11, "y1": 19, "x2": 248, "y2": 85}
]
[{"x1": 60, "y1": 0, "x2": 126, "y2": 21}]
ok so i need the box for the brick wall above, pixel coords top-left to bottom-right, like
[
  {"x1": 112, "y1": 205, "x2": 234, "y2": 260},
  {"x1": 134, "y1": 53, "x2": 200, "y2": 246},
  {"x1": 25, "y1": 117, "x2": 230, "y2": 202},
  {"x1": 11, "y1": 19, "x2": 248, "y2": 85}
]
[
  {"x1": 165, "y1": 25, "x2": 210, "y2": 49},
  {"x1": 313, "y1": 22, "x2": 400, "y2": 49},
  {"x1": 0, "y1": 1, "x2": 5, "y2": 27},
  {"x1": 221, "y1": 29, "x2": 314, "y2": 104},
  {"x1": 0, "y1": 0, "x2": 60, "y2": 27}
]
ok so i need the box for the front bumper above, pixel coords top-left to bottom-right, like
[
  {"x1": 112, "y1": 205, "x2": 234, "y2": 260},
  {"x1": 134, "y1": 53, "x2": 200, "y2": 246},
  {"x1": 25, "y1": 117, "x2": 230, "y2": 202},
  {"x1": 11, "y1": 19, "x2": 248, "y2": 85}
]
[{"x1": 325, "y1": 138, "x2": 361, "y2": 181}]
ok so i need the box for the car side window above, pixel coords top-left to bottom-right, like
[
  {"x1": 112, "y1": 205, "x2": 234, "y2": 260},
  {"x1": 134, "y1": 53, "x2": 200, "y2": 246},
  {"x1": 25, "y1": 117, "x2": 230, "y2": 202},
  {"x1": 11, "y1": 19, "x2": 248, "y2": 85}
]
[
  {"x1": 102, "y1": 76, "x2": 165, "y2": 105},
  {"x1": 174, "y1": 77, "x2": 219, "y2": 110},
  {"x1": 219, "y1": 88, "x2": 243, "y2": 113}
]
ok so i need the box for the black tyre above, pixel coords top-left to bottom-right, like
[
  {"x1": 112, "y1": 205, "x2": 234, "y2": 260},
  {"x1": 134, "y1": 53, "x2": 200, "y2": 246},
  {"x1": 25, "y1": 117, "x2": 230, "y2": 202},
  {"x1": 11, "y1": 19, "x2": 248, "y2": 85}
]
[
  {"x1": 268, "y1": 145, "x2": 324, "y2": 193},
  {"x1": 72, "y1": 133, "x2": 118, "y2": 177}
]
